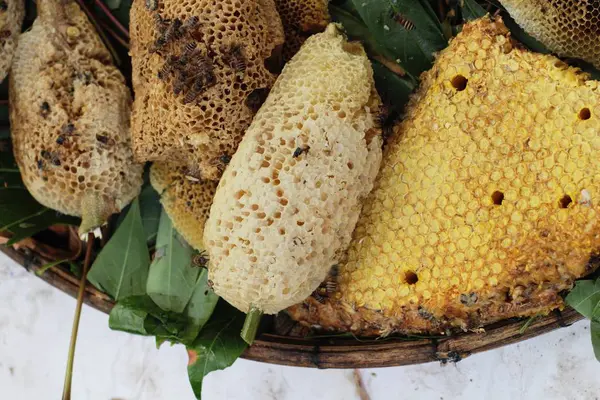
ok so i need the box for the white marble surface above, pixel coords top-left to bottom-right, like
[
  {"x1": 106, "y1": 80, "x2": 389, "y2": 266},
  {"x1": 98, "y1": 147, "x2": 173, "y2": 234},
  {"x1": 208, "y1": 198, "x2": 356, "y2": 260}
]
[{"x1": 0, "y1": 251, "x2": 599, "y2": 400}]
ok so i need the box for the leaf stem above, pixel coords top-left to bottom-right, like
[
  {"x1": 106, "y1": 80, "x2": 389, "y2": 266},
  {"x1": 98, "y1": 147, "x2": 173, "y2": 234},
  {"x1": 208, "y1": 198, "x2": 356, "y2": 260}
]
[
  {"x1": 62, "y1": 231, "x2": 95, "y2": 400},
  {"x1": 93, "y1": 0, "x2": 130, "y2": 39},
  {"x1": 99, "y1": 21, "x2": 130, "y2": 49},
  {"x1": 240, "y1": 305, "x2": 262, "y2": 345}
]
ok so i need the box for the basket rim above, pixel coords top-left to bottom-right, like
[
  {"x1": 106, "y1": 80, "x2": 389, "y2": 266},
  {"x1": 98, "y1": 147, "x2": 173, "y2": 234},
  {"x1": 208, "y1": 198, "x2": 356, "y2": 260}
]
[{"x1": 2, "y1": 245, "x2": 583, "y2": 368}]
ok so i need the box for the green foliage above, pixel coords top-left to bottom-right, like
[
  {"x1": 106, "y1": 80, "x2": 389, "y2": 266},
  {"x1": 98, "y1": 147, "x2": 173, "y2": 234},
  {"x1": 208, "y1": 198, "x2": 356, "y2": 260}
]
[
  {"x1": 566, "y1": 279, "x2": 600, "y2": 361},
  {"x1": 146, "y1": 211, "x2": 201, "y2": 313},
  {"x1": 87, "y1": 198, "x2": 150, "y2": 300},
  {"x1": 460, "y1": 0, "x2": 486, "y2": 20},
  {"x1": 186, "y1": 301, "x2": 248, "y2": 399}
]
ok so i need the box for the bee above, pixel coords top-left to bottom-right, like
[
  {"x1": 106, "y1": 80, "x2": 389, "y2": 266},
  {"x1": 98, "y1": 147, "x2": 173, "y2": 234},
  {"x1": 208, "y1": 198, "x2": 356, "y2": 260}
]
[
  {"x1": 192, "y1": 250, "x2": 209, "y2": 268},
  {"x1": 41, "y1": 150, "x2": 51, "y2": 160},
  {"x1": 153, "y1": 13, "x2": 169, "y2": 33},
  {"x1": 293, "y1": 146, "x2": 309, "y2": 158},
  {"x1": 177, "y1": 42, "x2": 197, "y2": 65},
  {"x1": 56, "y1": 135, "x2": 66, "y2": 145},
  {"x1": 158, "y1": 55, "x2": 177, "y2": 79},
  {"x1": 207, "y1": 279, "x2": 214, "y2": 289},
  {"x1": 40, "y1": 101, "x2": 51, "y2": 118},
  {"x1": 245, "y1": 88, "x2": 269, "y2": 113},
  {"x1": 418, "y1": 306, "x2": 435, "y2": 321},
  {"x1": 183, "y1": 85, "x2": 201, "y2": 104},
  {"x1": 389, "y1": 9, "x2": 415, "y2": 31},
  {"x1": 311, "y1": 290, "x2": 326, "y2": 304},
  {"x1": 223, "y1": 44, "x2": 246, "y2": 76},
  {"x1": 459, "y1": 292, "x2": 478, "y2": 307},
  {"x1": 61, "y1": 123, "x2": 76, "y2": 135},
  {"x1": 145, "y1": 0, "x2": 158, "y2": 11},
  {"x1": 220, "y1": 154, "x2": 231, "y2": 165},
  {"x1": 96, "y1": 134, "x2": 110, "y2": 145},
  {"x1": 181, "y1": 16, "x2": 199, "y2": 32},
  {"x1": 0, "y1": 1, "x2": 7, "y2": 12},
  {"x1": 36, "y1": 159, "x2": 45, "y2": 170},
  {"x1": 165, "y1": 18, "x2": 182, "y2": 41},
  {"x1": 50, "y1": 154, "x2": 61, "y2": 166}
]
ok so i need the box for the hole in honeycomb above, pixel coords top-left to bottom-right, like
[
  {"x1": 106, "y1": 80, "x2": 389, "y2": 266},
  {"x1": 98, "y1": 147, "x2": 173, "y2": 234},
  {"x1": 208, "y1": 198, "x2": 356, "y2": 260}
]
[
  {"x1": 276, "y1": 189, "x2": 283, "y2": 197},
  {"x1": 491, "y1": 191, "x2": 504, "y2": 205},
  {"x1": 579, "y1": 108, "x2": 591, "y2": 120},
  {"x1": 257, "y1": 212, "x2": 266, "y2": 219},
  {"x1": 280, "y1": 198, "x2": 288, "y2": 206},
  {"x1": 404, "y1": 271, "x2": 419, "y2": 285},
  {"x1": 297, "y1": 221, "x2": 304, "y2": 226},
  {"x1": 279, "y1": 228, "x2": 286, "y2": 235},
  {"x1": 274, "y1": 211, "x2": 281, "y2": 219},
  {"x1": 261, "y1": 177, "x2": 270, "y2": 183},
  {"x1": 347, "y1": 162, "x2": 354, "y2": 170},
  {"x1": 251, "y1": 204, "x2": 259, "y2": 211},
  {"x1": 559, "y1": 195, "x2": 573, "y2": 209},
  {"x1": 451, "y1": 75, "x2": 468, "y2": 91}
]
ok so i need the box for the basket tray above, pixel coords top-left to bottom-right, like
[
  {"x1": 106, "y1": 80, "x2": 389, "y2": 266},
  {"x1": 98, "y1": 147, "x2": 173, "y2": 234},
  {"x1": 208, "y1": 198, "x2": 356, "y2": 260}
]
[{"x1": 3, "y1": 245, "x2": 582, "y2": 368}]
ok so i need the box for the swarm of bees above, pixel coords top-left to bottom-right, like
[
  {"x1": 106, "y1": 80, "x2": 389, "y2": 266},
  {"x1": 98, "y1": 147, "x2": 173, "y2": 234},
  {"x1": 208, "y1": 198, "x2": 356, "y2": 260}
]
[{"x1": 149, "y1": 8, "x2": 250, "y2": 106}]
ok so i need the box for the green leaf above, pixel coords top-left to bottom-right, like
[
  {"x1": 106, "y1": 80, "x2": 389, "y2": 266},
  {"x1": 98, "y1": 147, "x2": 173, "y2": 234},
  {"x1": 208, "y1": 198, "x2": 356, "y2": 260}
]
[
  {"x1": 146, "y1": 211, "x2": 200, "y2": 313},
  {"x1": 350, "y1": 0, "x2": 447, "y2": 78},
  {"x1": 372, "y1": 59, "x2": 416, "y2": 113},
  {"x1": 565, "y1": 280, "x2": 600, "y2": 320},
  {"x1": 87, "y1": 198, "x2": 150, "y2": 300},
  {"x1": 592, "y1": 321, "x2": 600, "y2": 362},
  {"x1": 0, "y1": 144, "x2": 80, "y2": 243},
  {"x1": 180, "y1": 270, "x2": 219, "y2": 344},
  {"x1": 35, "y1": 259, "x2": 69, "y2": 276},
  {"x1": 460, "y1": 0, "x2": 486, "y2": 20},
  {"x1": 139, "y1": 185, "x2": 162, "y2": 243},
  {"x1": 187, "y1": 301, "x2": 248, "y2": 399},
  {"x1": 109, "y1": 301, "x2": 150, "y2": 335}
]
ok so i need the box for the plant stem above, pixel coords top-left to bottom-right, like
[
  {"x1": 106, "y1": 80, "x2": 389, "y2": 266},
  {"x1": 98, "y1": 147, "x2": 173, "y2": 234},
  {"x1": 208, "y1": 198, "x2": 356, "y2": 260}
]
[
  {"x1": 99, "y1": 21, "x2": 130, "y2": 49},
  {"x1": 241, "y1": 305, "x2": 262, "y2": 345},
  {"x1": 62, "y1": 231, "x2": 94, "y2": 400},
  {"x1": 93, "y1": 0, "x2": 129, "y2": 39}
]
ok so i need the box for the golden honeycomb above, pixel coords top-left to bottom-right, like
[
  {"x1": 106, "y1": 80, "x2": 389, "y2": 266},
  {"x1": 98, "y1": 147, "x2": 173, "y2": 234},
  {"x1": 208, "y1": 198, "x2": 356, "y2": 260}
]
[{"x1": 288, "y1": 17, "x2": 600, "y2": 335}]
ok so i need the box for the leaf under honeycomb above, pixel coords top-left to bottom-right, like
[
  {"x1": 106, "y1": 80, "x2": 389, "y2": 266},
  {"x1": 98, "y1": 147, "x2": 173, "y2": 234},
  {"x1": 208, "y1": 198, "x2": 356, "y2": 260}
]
[
  {"x1": 130, "y1": 0, "x2": 285, "y2": 181},
  {"x1": 204, "y1": 24, "x2": 383, "y2": 315},
  {"x1": 150, "y1": 162, "x2": 217, "y2": 251},
  {"x1": 9, "y1": 0, "x2": 143, "y2": 233},
  {"x1": 0, "y1": 0, "x2": 24, "y2": 82},
  {"x1": 500, "y1": 0, "x2": 600, "y2": 68},
  {"x1": 288, "y1": 16, "x2": 600, "y2": 335}
]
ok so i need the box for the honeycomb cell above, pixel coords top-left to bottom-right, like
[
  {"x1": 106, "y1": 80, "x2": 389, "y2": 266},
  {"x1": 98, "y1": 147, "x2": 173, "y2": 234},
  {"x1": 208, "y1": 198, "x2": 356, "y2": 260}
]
[
  {"x1": 204, "y1": 25, "x2": 382, "y2": 315},
  {"x1": 10, "y1": 0, "x2": 143, "y2": 233},
  {"x1": 288, "y1": 17, "x2": 600, "y2": 336},
  {"x1": 501, "y1": 0, "x2": 600, "y2": 68},
  {"x1": 130, "y1": 0, "x2": 285, "y2": 180}
]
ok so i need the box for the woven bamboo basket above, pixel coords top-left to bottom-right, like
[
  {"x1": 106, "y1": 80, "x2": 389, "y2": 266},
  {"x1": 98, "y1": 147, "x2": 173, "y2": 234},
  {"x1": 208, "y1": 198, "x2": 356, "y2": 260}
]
[{"x1": 1, "y1": 243, "x2": 582, "y2": 368}]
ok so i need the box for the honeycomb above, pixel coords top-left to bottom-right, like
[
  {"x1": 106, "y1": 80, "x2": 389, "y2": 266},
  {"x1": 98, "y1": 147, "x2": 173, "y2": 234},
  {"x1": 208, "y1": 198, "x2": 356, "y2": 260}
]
[
  {"x1": 0, "y1": 0, "x2": 24, "y2": 82},
  {"x1": 10, "y1": 0, "x2": 143, "y2": 233},
  {"x1": 204, "y1": 24, "x2": 383, "y2": 315},
  {"x1": 150, "y1": 162, "x2": 218, "y2": 250},
  {"x1": 288, "y1": 17, "x2": 600, "y2": 335},
  {"x1": 274, "y1": 0, "x2": 330, "y2": 63},
  {"x1": 500, "y1": 0, "x2": 600, "y2": 68},
  {"x1": 130, "y1": 0, "x2": 285, "y2": 180}
]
